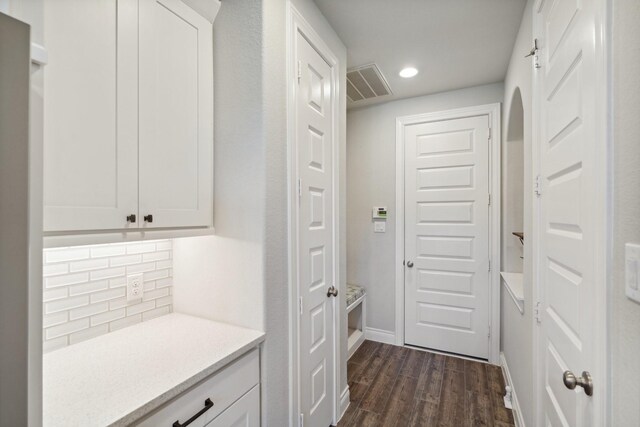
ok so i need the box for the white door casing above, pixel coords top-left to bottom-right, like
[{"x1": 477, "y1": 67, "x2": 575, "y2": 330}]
[
  {"x1": 44, "y1": 0, "x2": 138, "y2": 232},
  {"x1": 139, "y1": 0, "x2": 213, "y2": 229},
  {"x1": 404, "y1": 115, "x2": 491, "y2": 359},
  {"x1": 533, "y1": 0, "x2": 608, "y2": 425},
  {"x1": 295, "y1": 29, "x2": 336, "y2": 427}
]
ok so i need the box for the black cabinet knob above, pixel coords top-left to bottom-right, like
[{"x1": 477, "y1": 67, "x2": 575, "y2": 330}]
[
  {"x1": 144, "y1": 214, "x2": 153, "y2": 223},
  {"x1": 126, "y1": 214, "x2": 136, "y2": 223}
]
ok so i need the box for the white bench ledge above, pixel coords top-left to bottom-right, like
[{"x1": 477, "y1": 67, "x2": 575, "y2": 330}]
[{"x1": 501, "y1": 272, "x2": 524, "y2": 314}]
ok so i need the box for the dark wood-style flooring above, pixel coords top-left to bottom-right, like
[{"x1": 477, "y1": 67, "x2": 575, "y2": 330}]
[{"x1": 337, "y1": 340, "x2": 516, "y2": 427}]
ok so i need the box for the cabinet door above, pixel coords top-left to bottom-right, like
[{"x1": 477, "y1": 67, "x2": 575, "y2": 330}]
[
  {"x1": 206, "y1": 386, "x2": 260, "y2": 427},
  {"x1": 139, "y1": 0, "x2": 213, "y2": 228},
  {"x1": 44, "y1": 0, "x2": 139, "y2": 232}
]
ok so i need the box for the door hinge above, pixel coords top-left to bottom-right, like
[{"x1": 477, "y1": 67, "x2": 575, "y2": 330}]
[
  {"x1": 299, "y1": 413, "x2": 304, "y2": 427},
  {"x1": 488, "y1": 127, "x2": 492, "y2": 141},
  {"x1": 299, "y1": 296, "x2": 303, "y2": 316},
  {"x1": 535, "y1": 175, "x2": 542, "y2": 197},
  {"x1": 298, "y1": 178, "x2": 302, "y2": 198},
  {"x1": 488, "y1": 193, "x2": 491, "y2": 206},
  {"x1": 297, "y1": 60, "x2": 302, "y2": 85},
  {"x1": 488, "y1": 325, "x2": 491, "y2": 338},
  {"x1": 534, "y1": 301, "x2": 543, "y2": 323},
  {"x1": 488, "y1": 260, "x2": 492, "y2": 272}
]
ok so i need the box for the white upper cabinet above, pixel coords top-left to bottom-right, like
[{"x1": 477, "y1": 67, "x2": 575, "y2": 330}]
[
  {"x1": 139, "y1": 0, "x2": 213, "y2": 229},
  {"x1": 44, "y1": 0, "x2": 214, "y2": 233},
  {"x1": 44, "y1": 0, "x2": 138, "y2": 232}
]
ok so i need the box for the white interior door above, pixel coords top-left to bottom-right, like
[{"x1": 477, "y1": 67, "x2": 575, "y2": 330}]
[
  {"x1": 404, "y1": 115, "x2": 490, "y2": 359},
  {"x1": 139, "y1": 0, "x2": 213, "y2": 228},
  {"x1": 534, "y1": 0, "x2": 605, "y2": 424},
  {"x1": 44, "y1": 0, "x2": 138, "y2": 232},
  {"x1": 295, "y1": 30, "x2": 335, "y2": 427}
]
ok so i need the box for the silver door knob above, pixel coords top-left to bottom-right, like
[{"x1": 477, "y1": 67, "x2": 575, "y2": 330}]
[
  {"x1": 326, "y1": 286, "x2": 338, "y2": 298},
  {"x1": 406, "y1": 261, "x2": 414, "y2": 268},
  {"x1": 563, "y1": 370, "x2": 593, "y2": 396}
]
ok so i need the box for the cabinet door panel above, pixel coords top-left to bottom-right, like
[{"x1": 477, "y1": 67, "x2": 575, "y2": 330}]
[
  {"x1": 44, "y1": 0, "x2": 138, "y2": 232},
  {"x1": 206, "y1": 386, "x2": 260, "y2": 427},
  {"x1": 139, "y1": 0, "x2": 213, "y2": 228}
]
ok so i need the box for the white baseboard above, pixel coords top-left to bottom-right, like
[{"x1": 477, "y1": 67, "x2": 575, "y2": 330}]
[
  {"x1": 338, "y1": 386, "x2": 350, "y2": 423},
  {"x1": 500, "y1": 352, "x2": 526, "y2": 427},
  {"x1": 364, "y1": 327, "x2": 396, "y2": 345}
]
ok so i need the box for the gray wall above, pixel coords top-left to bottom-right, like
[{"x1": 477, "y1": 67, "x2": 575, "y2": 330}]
[
  {"x1": 0, "y1": 3, "x2": 44, "y2": 425},
  {"x1": 0, "y1": 13, "x2": 31, "y2": 426},
  {"x1": 499, "y1": 2, "x2": 534, "y2": 425},
  {"x1": 346, "y1": 83, "x2": 504, "y2": 335},
  {"x1": 611, "y1": 0, "x2": 640, "y2": 424}
]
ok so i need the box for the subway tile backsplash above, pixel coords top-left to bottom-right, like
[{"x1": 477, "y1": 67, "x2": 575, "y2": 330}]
[{"x1": 43, "y1": 240, "x2": 173, "y2": 353}]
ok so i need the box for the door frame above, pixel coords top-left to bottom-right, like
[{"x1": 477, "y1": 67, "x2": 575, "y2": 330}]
[
  {"x1": 395, "y1": 103, "x2": 502, "y2": 363},
  {"x1": 287, "y1": 4, "x2": 342, "y2": 427},
  {"x1": 530, "y1": 0, "x2": 611, "y2": 424}
]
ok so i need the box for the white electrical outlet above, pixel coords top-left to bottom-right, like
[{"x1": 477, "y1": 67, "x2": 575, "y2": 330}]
[{"x1": 127, "y1": 273, "x2": 144, "y2": 302}]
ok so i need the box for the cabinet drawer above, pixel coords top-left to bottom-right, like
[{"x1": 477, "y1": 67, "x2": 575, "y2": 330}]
[
  {"x1": 136, "y1": 348, "x2": 259, "y2": 427},
  {"x1": 206, "y1": 385, "x2": 260, "y2": 427}
]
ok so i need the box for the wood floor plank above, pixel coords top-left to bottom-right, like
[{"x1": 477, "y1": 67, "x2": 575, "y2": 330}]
[
  {"x1": 347, "y1": 361, "x2": 362, "y2": 384},
  {"x1": 353, "y1": 343, "x2": 392, "y2": 386},
  {"x1": 348, "y1": 381, "x2": 369, "y2": 403},
  {"x1": 408, "y1": 399, "x2": 439, "y2": 427},
  {"x1": 386, "y1": 344, "x2": 410, "y2": 360},
  {"x1": 336, "y1": 402, "x2": 359, "y2": 427},
  {"x1": 359, "y1": 354, "x2": 404, "y2": 413},
  {"x1": 417, "y1": 353, "x2": 445, "y2": 403},
  {"x1": 464, "y1": 359, "x2": 489, "y2": 393},
  {"x1": 400, "y1": 349, "x2": 427, "y2": 378},
  {"x1": 349, "y1": 340, "x2": 381, "y2": 365},
  {"x1": 444, "y1": 355, "x2": 466, "y2": 372},
  {"x1": 486, "y1": 363, "x2": 515, "y2": 425},
  {"x1": 434, "y1": 369, "x2": 466, "y2": 426},
  {"x1": 465, "y1": 390, "x2": 494, "y2": 427},
  {"x1": 348, "y1": 409, "x2": 380, "y2": 427},
  {"x1": 378, "y1": 375, "x2": 418, "y2": 427}
]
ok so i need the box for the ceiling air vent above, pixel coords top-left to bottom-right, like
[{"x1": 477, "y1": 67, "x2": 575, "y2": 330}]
[{"x1": 347, "y1": 64, "x2": 392, "y2": 102}]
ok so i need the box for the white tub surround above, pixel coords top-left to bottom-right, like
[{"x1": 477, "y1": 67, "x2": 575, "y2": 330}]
[{"x1": 43, "y1": 313, "x2": 264, "y2": 427}]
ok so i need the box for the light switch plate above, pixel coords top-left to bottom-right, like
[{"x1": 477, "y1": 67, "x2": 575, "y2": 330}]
[
  {"x1": 374, "y1": 221, "x2": 386, "y2": 233},
  {"x1": 625, "y1": 243, "x2": 640, "y2": 303}
]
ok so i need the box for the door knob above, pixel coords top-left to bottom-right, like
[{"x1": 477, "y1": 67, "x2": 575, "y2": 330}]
[
  {"x1": 563, "y1": 370, "x2": 593, "y2": 396},
  {"x1": 406, "y1": 261, "x2": 414, "y2": 268},
  {"x1": 327, "y1": 286, "x2": 338, "y2": 298}
]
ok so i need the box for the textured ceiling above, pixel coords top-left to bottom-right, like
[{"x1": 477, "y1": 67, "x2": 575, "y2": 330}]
[{"x1": 313, "y1": 0, "x2": 526, "y2": 108}]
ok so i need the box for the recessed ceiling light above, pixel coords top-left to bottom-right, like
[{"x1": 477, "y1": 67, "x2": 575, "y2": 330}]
[{"x1": 399, "y1": 67, "x2": 418, "y2": 78}]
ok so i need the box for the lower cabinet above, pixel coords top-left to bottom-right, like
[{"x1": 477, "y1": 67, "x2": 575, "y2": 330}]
[
  {"x1": 136, "y1": 349, "x2": 259, "y2": 426},
  {"x1": 205, "y1": 385, "x2": 260, "y2": 427}
]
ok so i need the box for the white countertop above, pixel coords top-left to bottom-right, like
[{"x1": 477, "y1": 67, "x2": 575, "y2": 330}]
[{"x1": 43, "y1": 313, "x2": 265, "y2": 427}]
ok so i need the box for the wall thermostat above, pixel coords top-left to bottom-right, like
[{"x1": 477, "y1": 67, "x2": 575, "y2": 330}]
[{"x1": 372, "y1": 207, "x2": 388, "y2": 220}]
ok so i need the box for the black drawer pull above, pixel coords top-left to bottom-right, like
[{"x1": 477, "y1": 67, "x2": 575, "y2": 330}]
[
  {"x1": 144, "y1": 214, "x2": 153, "y2": 223},
  {"x1": 172, "y1": 398, "x2": 214, "y2": 427}
]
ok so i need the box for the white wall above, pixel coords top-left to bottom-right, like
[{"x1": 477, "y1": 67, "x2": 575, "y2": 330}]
[
  {"x1": 499, "y1": 2, "x2": 534, "y2": 425},
  {"x1": 346, "y1": 83, "x2": 504, "y2": 335},
  {"x1": 611, "y1": 0, "x2": 640, "y2": 424},
  {"x1": 174, "y1": 1, "x2": 347, "y2": 425}
]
